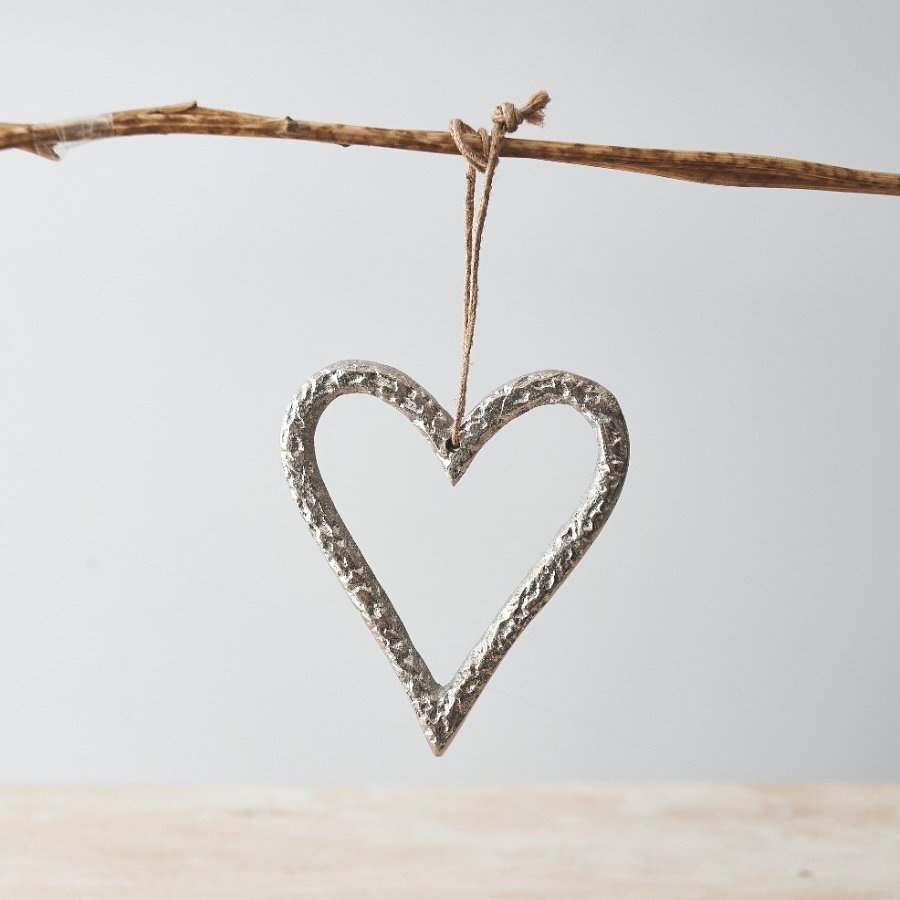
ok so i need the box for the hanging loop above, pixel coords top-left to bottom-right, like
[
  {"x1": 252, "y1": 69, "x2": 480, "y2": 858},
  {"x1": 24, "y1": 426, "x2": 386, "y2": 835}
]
[{"x1": 447, "y1": 90, "x2": 551, "y2": 448}]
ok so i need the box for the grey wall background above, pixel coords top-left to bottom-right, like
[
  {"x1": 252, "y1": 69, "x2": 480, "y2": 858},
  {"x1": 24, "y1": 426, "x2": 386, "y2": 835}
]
[{"x1": 1, "y1": 1, "x2": 897, "y2": 785}]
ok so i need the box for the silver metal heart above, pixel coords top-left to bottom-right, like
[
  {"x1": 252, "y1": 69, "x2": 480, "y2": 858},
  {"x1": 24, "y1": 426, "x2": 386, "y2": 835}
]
[{"x1": 281, "y1": 361, "x2": 629, "y2": 755}]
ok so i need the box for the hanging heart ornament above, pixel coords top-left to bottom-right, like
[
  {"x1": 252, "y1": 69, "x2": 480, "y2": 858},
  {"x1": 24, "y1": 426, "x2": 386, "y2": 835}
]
[{"x1": 281, "y1": 361, "x2": 629, "y2": 755}]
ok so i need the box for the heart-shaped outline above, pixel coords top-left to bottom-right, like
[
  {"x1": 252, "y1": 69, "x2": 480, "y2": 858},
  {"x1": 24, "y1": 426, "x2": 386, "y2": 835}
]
[{"x1": 281, "y1": 361, "x2": 629, "y2": 755}]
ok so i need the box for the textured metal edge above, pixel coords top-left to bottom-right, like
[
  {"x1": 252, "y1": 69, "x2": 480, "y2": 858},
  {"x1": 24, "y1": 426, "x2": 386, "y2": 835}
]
[{"x1": 281, "y1": 361, "x2": 629, "y2": 755}]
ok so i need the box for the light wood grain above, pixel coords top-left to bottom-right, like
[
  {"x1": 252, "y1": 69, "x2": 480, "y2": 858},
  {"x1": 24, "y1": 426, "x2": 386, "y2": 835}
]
[
  {"x1": 2, "y1": 102, "x2": 900, "y2": 195},
  {"x1": 0, "y1": 784, "x2": 897, "y2": 898}
]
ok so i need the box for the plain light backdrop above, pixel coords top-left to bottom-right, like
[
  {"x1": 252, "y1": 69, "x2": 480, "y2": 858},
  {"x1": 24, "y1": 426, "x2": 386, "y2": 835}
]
[{"x1": 0, "y1": 1, "x2": 897, "y2": 784}]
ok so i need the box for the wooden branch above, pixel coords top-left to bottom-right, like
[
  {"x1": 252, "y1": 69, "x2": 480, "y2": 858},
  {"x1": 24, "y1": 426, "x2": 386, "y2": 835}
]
[{"x1": 2, "y1": 101, "x2": 899, "y2": 196}]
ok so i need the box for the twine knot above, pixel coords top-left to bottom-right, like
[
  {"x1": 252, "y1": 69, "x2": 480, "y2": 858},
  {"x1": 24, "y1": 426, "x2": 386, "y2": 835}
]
[
  {"x1": 492, "y1": 101, "x2": 520, "y2": 132},
  {"x1": 491, "y1": 90, "x2": 551, "y2": 134},
  {"x1": 450, "y1": 90, "x2": 550, "y2": 171}
]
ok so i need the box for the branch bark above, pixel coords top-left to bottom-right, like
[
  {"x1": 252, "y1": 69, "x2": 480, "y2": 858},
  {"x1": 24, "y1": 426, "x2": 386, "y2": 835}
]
[{"x1": 2, "y1": 101, "x2": 898, "y2": 196}]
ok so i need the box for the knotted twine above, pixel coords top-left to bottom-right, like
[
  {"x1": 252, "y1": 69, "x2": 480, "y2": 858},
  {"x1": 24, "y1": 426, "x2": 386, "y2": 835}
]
[{"x1": 448, "y1": 90, "x2": 550, "y2": 447}]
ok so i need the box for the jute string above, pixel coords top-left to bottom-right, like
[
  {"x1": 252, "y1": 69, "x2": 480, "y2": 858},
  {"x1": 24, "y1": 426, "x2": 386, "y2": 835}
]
[{"x1": 448, "y1": 90, "x2": 550, "y2": 447}]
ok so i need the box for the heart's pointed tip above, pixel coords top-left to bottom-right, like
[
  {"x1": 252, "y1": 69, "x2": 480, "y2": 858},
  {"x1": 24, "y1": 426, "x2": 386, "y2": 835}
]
[
  {"x1": 446, "y1": 455, "x2": 465, "y2": 487},
  {"x1": 444, "y1": 458, "x2": 462, "y2": 487},
  {"x1": 431, "y1": 738, "x2": 453, "y2": 757},
  {"x1": 426, "y1": 730, "x2": 453, "y2": 756}
]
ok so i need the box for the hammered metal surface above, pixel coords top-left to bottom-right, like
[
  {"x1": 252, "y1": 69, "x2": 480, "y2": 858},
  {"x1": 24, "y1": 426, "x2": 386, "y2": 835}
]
[{"x1": 281, "y1": 361, "x2": 629, "y2": 755}]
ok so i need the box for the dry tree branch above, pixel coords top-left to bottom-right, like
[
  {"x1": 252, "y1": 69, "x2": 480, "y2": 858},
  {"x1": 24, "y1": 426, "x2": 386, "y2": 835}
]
[{"x1": 1, "y1": 101, "x2": 898, "y2": 196}]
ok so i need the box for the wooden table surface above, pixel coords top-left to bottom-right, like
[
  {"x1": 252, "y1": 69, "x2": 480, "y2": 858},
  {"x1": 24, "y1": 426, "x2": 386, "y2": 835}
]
[{"x1": 1, "y1": 784, "x2": 898, "y2": 898}]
